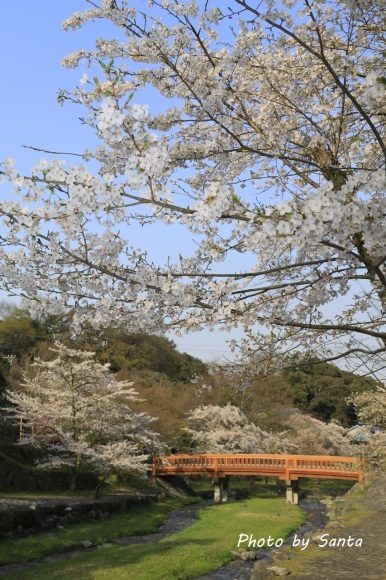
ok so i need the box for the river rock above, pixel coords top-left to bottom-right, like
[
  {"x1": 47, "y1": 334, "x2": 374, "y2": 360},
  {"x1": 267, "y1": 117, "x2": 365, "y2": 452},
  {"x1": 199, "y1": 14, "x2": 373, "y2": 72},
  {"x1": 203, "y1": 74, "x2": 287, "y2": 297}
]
[
  {"x1": 80, "y1": 540, "x2": 93, "y2": 548},
  {"x1": 266, "y1": 565, "x2": 291, "y2": 576},
  {"x1": 241, "y1": 550, "x2": 258, "y2": 560},
  {"x1": 230, "y1": 549, "x2": 261, "y2": 560},
  {"x1": 251, "y1": 555, "x2": 275, "y2": 576}
]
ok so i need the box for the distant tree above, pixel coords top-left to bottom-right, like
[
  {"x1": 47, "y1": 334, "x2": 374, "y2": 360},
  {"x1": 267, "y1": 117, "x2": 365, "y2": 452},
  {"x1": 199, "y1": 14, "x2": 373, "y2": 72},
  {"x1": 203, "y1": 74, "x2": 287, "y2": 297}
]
[
  {"x1": 0, "y1": 301, "x2": 17, "y2": 320},
  {"x1": 185, "y1": 403, "x2": 293, "y2": 454},
  {"x1": 348, "y1": 387, "x2": 386, "y2": 428},
  {"x1": 0, "y1": 356, "x2": 17, "y2": 446},
  {"x1": 33, "y1": 312, "x2": 73, "y2": 344},
  {"x1": 283, "y1": 360, "x2": 378, "y2": 426},
  {"x1": 347, "y1": 387, "x2": 386, "y2": 469},
  {"x1": 0, "y1": 304, "x2": 39, "y2": 445},
  {"x1": 0, "y1": 308, "x2": 39, "y2": 358},
  {"x1": 284, "y1": 414, "x2": 352, "y2": 456},
  {"x1": 81, "y1": 330, "x2": 207, "y2": 381},
  {"x1": 3, "y1": 344, "x2": 162, "y2": 490}
]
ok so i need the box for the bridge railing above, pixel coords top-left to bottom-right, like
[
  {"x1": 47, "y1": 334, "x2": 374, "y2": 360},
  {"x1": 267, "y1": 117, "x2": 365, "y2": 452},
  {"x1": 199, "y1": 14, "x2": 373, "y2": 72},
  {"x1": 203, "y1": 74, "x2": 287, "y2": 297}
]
[{"x1": 152, "y1": 453, "x2": 364, "y2": 481}]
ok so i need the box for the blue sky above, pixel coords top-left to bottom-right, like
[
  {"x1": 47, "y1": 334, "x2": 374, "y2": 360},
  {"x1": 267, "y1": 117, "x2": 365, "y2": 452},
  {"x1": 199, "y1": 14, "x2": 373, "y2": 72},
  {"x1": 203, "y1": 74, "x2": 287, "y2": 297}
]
[
  {"x1": 0, "y1": 2, "x2": 93, "y2": 166},
  {"x1": 0, "y1": 1, "x2": 242, "y2": 363}
]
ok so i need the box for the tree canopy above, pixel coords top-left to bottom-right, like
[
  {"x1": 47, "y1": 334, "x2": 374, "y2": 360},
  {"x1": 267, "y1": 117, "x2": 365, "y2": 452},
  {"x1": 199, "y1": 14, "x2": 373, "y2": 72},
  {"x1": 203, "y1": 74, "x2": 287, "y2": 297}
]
[
  {"x1": 283, "y1": 359, "x2": 378, "y2": 426},
  {"x1": 82, "y1": 330, "x2": 207, "y2": 381},
  {"x1": 1, "y1": 1, "x2": 386, "y2": 376},
  {"x1": 0, "y1": 308, "x2": 38, "y2": 357}
]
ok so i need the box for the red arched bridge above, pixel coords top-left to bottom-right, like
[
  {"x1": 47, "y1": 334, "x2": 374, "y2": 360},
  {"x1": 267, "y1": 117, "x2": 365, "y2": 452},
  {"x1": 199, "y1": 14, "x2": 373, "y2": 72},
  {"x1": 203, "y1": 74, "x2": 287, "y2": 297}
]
[{"x1": 152, "y1": 454, "x2": 364, "y2": 504}]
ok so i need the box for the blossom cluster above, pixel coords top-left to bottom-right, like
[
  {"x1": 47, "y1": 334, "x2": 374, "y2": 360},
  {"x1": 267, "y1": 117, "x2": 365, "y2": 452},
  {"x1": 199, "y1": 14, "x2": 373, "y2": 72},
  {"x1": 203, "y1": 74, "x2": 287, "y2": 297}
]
[
  {"x1": 98, "y1": 97, "x2": 125, "y2": 132},
  {"x1": 363, "y1": 72, "x2": 386, "y2": 108}
]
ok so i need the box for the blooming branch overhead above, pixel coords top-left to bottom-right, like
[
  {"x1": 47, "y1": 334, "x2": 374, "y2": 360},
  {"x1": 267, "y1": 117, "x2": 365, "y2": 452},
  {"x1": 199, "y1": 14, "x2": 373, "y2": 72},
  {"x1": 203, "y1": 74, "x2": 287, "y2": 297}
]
[{"x1": 1, "y1": 1, "x2": 386, "y2": 372}]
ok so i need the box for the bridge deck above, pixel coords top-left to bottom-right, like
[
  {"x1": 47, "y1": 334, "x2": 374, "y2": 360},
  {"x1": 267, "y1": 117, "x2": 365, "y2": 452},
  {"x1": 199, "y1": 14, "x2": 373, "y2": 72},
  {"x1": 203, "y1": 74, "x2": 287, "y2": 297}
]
[{"x1": 152, "y1": 453, "x2": 364, "y2": 481}]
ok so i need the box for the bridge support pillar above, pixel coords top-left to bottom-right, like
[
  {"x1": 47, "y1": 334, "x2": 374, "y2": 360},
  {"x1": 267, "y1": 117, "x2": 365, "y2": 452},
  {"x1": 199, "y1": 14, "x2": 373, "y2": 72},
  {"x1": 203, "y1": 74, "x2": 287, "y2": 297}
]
[
  {"x1": 213, "y1": 476, "x2": 230, "y2": 503},
  {"x1": 221, "y1": 476, "x2": 229, "y2": 502},
  {"x1": 285, "y1": 479, "x2": 299, "y2": 505}
]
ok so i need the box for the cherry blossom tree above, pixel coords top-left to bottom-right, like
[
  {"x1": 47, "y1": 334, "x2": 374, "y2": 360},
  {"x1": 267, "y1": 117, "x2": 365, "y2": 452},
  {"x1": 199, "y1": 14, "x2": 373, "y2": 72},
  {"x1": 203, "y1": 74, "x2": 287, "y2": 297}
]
[
  {"x1": 348, "y1": 386, "x2": 386, "y2": 427},
  {"x1": 284, "y1": 414, "x2": 353, "y2": 455},
  {"x1": 185, "y1": 403, "x2": 293, "y2": 453},
  {"x1": 4, "y1": 344, "x2": 162, "y2": 489},
  {"x1": 347, "y1": 386, "x2": 386, "y2": 468},
  {"x1": 1, "y1": 1, "x2": 386, "y2": 375}
]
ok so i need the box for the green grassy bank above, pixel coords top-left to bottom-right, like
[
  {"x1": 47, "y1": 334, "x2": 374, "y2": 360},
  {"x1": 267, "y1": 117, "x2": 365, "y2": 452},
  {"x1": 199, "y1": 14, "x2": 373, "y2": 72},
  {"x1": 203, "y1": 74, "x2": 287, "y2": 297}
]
[
  {"x1": 0, "y1": 497, "x2": 195, "y2": 567},
  {"x1": 2, "y1": 496, "x2": 305, "y2": 579}
]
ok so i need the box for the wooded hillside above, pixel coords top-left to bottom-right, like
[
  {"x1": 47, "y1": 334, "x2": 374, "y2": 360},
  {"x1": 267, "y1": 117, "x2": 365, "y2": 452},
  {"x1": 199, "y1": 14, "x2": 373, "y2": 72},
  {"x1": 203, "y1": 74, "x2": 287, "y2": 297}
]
[{"x1": 0, "y1": 303, "x2": 379, "y2": 451}]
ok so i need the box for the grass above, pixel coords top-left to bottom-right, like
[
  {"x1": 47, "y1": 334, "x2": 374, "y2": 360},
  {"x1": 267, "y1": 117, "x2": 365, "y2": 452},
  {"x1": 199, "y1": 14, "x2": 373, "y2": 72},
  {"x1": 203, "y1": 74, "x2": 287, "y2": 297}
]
[
  {"x1": 328, "y1": 494, "x2": 372, "y2": 526},
  {"x1": 0, "y1": 497, "x2": 195, "y2": 567},
  {"x1": 2, "y1": 496, "x2": 306, "y2": 579}
]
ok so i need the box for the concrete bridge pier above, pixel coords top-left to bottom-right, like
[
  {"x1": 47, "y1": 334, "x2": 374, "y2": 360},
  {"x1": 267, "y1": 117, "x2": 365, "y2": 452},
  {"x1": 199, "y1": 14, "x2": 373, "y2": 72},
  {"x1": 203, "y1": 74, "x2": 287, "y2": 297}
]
[
  {"x1": 213, "y1": 476, "x2": 230, "y2": 503},
  {"x1": 286, "y1": 479, "x2": 299, "y2": 505}
]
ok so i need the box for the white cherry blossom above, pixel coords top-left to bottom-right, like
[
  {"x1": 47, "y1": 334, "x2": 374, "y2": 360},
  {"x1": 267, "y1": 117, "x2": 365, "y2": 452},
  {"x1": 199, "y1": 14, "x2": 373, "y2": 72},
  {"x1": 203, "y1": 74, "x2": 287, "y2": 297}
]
[
  {"x1": 1, "y1": 1, "x2": 386, "y2": 376},
  {"x1": 3, "y1": 344, "x2": 162, "y2": 487}
]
